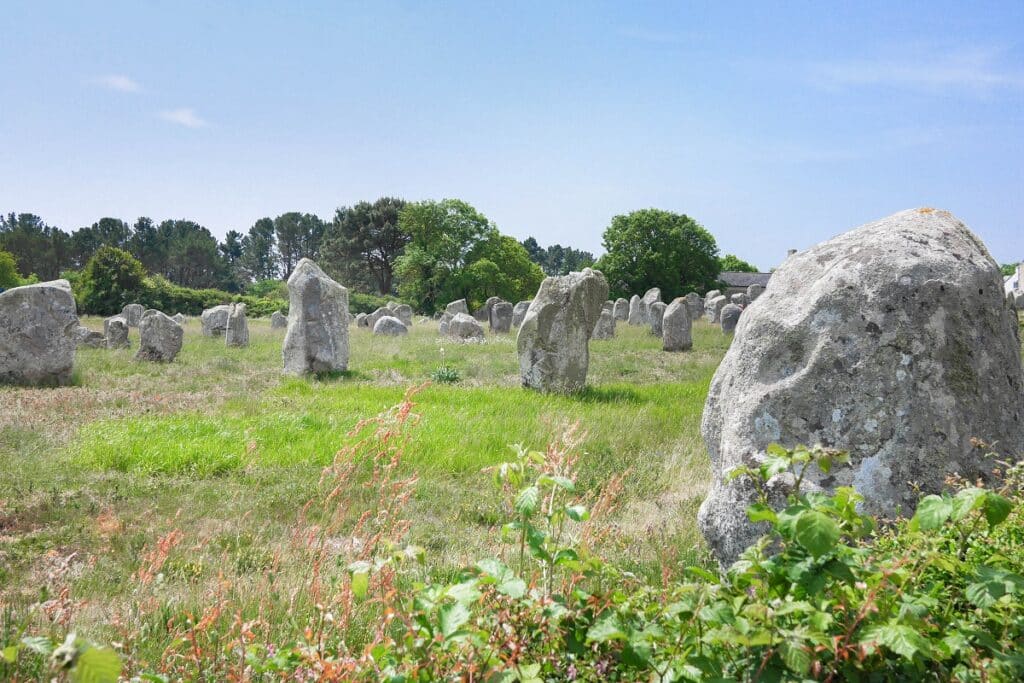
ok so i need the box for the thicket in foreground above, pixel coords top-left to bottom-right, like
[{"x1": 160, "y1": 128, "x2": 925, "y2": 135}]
[{"x1": 3, "y1": 391, "x2": 1023, "y2": 681}]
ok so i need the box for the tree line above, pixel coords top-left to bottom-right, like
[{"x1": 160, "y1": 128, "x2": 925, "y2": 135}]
[{"x1": 2, "y1": 201, "x2": 752, "y2": 311}]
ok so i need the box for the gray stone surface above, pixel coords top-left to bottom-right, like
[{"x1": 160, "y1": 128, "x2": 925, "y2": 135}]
[
  {"x1": 592, "y1": 308, "x2": 616, "y2": 340},
  {"x1": 699, "y1": 208, "x2": 1024, "y2": 565},
  {"x1": 613, "y1": 297, "x2": 629, "y2": 321},
  {"x1": 649, "y1": 301, "x2": 667, "y2": 337},
  {"x1": 705, "y1": 295, "x2": 728, "y2": 323},
  {"x1": 356, "y1": 312, "x2": 369, "y2": 328},
  {"x1": 373, "y1": 315, "x2": 408, "y2": 336},
  {"x1": 517, "y1": 268, "x2": 608, "y2": 393},
  {"x1": 446, "y1": 299, "x2": 469, "y2": 316},
  {"x1": 172, "y1": 313, "x2": 187, "y2": 326},
  {"x1": 438, "y1": 311, "x2": 453, "y2": 335},
  {"x1": 393, "y1": 304, "x2": 414, "y2": 327},
  {"x1": 684, "y1": 292, "x2": 703, "y2": 320},
  {"x1": 512, "y1": 301, "x2": 532, "y2": 328},
  {"x1": 0, "y1": 280, "x2": 78, "y2": 385},
  {"x1": 719, "y1": 303, "x2": 742, "y2": 334},
  {"x1": 731, "y1": 293, "x2": 748, "y2": 307},
  {"x1": 271, "y1": 311, "x2": 287, "y2": 328},
  {"x1": 226, "y1": 303, "x2": 249, "y2": 347},
  {"x1": 201, "y1": 305, "x2": 231, "y2": 337},
  {"x1": 641, "y1": 288, "x2": 662, "y2": 323},
  {"x1": 104, "y1": 316, "x2": 130, "y2": 349},
  {"x1": 136, "y1": 310, "x2": 184, "y2": 362},
  {"x1": 74, "y1": 326, "x2": 105, "y2": 348},
  {"x1": 446, "y1": 312, "x2": 484, "y2": 340},
  {"x1": 662, "y1": 298, "x2": 692, "y2": 352},
  {"x1": 282, "y1": 258, "x2": 349, "y2": 374},
  {"x1": 628, "y1": 294, "x2": 644, "y2": 325},
  {"x1": 747, "y1": 284, "x2": 764, "y2": 301},
  {"x1": 490, "y1": 301, "x2": 513, "y2": 333},
  {"x1": 366, "y1": 307, "x2": 390, "y2": 330},
  {"x1": 121, "y1": 303, "x2": 144, "y2": 327}
]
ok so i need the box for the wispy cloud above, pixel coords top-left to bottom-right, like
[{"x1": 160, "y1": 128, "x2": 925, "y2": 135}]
[
  {"x1": 807, "y1": 47, "x2": 1024, "y2": 93},
  {"x1": 159, "y1": 108, "x2": 208, "y2": 128},
  {"x1": 93, "y1": 74, "x2": 142, "y2": 92}
]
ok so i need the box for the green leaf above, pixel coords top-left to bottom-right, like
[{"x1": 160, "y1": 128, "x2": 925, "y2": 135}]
[
  {"x1": 515, "y1": 486, "x2": 540, "y2": 518},
  {"x1": 951, "y1": 487, "x2": 987, "y2": 520},
  {"x1": 564, "y1": 504, "x2": 590, "y2": 522},
  {"x1": 861, "y1": 623, "x2": 927, "y2": 660},
  {"x1": 793, "y1": 510, "x2": 840, "y2": 558},
  {"x1": 348, "y1": 561, "x2": 371, "y2": 600},
  {"x1": 780, "y1": 641, "x2": 811, "y2": 674},
  {"x1": 538, "y1": 474, "x2": 575, "y2": 491},
  {"x1": 746, "y1": 502, "x2": 778, "y2": 525},
  {"x1": 475, "y1": 559, "x2": 526, "y2": 598},
  {"x1": 20, "y1": 636, "x2": 52, "y2": 656},
  {"x1": 586, "y1": 613, "x2": 627, "y2": 643},
  {"x1": 913, "y1": 495, "x2": 952, "y2": 530},
  {"x1": 983, "y1": 492, "x2": 1012, "y2": 528},
  {"x1": 2, "y1": 645, "x2": 18, "y2": 663},
  {"x1": 71, "y1": 646, "x2": 122, "y2": 683},
  {"x1": 439, "y1": 603, "x2": 470, "y2": 639}
]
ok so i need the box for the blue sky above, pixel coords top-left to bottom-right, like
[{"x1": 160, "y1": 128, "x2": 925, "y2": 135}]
[{"x1": 1, "y1": 0, "x2": 1022, "y2": 268}]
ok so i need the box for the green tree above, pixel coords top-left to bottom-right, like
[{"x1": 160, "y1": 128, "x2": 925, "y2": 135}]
[
  {"x1": 0, "y1": 250, "x2": 20, "y2": 288},
  {"x1": 155, "y1": 219, "x2": 227, "y2": 289},
  {"x1": 79, "y1": 246, "x2": 148, "y2": 314},
  {"x1": 129, "y1": 217, "x2": 165, "y2": 273},
  {"x1": 240, "y1": 218, "x2": 279, "y2": 282},
  {"x1": 274, "y1": 212, "x2": 325, "y2": 278},
  {"x1": 595, "y1": 208, "x2": 719, "y2": 300},
  {"x1": 322, "y1": 197, "x2": 409, "y2": 295},
  {"x1": 719, "y1": 253, "x2": 759, "y2": 273},
  {"x1": 1002, "y1": 263, "x2": 1020, "y2": 277},
  {"x1": 0, "y1": 212, "x2": 70, "y2": 279},
  {"x1": 461, "y1": 234, "x2": 544, "y2": 305}
]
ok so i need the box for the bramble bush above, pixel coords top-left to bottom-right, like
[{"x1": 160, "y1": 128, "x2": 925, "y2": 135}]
[{"x1": 3, "y1": 391, "x2": 1023, "y2": 681}]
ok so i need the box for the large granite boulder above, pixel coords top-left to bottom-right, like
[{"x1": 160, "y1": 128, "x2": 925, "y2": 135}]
[
  {"x1": 270, "y1": 311, "x2": 287, "y2": 329},
  {"x1": 0, "y1": 280, "x2": 78, "y2": 385},
  {"x1": 282, "y1": 259, "x2": 349, "y2": 374},
  {"x1": 613, "y1": 298, "x2": 629, "y2": 321},
  {"x1": 104, "y1": 316, "x2": 130, "y2": 349},
  {"x1": 373, "y1": 315, "x2": 408, "y2": 336},
  {"x1": 517, "y1": 268, "x2": 608, "y2": 393},
  {"x1": 446, "y1": 312, "x2": 485, "y2": 340},
  {"x1": 512, "y1": 301, "x2": 531, "y2": 328},
  {"x1": 121, "y1": 303, "x2": 144, "y2": 327},
  {"x1": 201, "y1": 305, "x2": 231, "y2": 337},
  {"x1": 699, "y1": 209, "x2": 1024, "y2": 565},
  {"x1": 136, "y1": 310, "x2": 184, "y2": 362},
  {"x1": 720, "y1": 303, "x2": 742, "y2": 334},
  {"x1": 225, "y1": 303, "x2": 249, "y2": 347},
  {"x1": 662, "y1": 298, "x2": 692, "y2": 351},
  {"x1": 490, "y1": 301, "x2": 513, "y2": 333},
  {"x1": 649, "y1": 301, "x2": 667, "y2": 337}
]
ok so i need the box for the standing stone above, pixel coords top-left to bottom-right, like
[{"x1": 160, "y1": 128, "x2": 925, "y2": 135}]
[
  {"x1": 641, "y1": 288, "x2": 662, "y2": 323},
  {"x1": 136, "y1": 310, "x2": 184, "y2": 362},
  {"x1": 747, "y1": 284, "x2": 764, "y2": 301},
  {"x1": 356, "y1": 313, "x2": 369, "y2": 328},
  {"x1": 393, "y1": 304, "x2": 414, "y2": 327},
  {"x1": 662, "y1": 298, "x2": 692, "y2": 351},
  {"x1": 704, "y1": 289, "x2": 721, "y2": 306},
  {"x1": 201, "y1": 305, "x2": 231, "y2": 337},
  {"x1": 490, "y1": 302, "x2": 513, "y2": 333},
  {"x1": 73, "y1": 326, "x2": 105, "y2": 348},
  {"x1": 438, "y1": 312, "x2": 453, "y2": 335},
  {"x1": 0, "y1": 280, "x2": 78, "y2": 386},
  {"x1": 592, "y1": 309, "x2": 616, "y2": 340},
  {"x1": 731, "y1": 293, "x2": 748, "y2": 307},
  {"x1": 104, "y1": 316, "x2": 130, "y2": 349},
  {"x1": 373, "y1": 316, "x2": 408, "y2": 336},
  {"x1": 282, "y1": 259, "x2": 349, "y2": 374},
  {"x1": 271, "y1": 311, "x2": 287, "y2": 329},
  {"x1": 684, "y1": 293, "x2": 702, "y2": 319},
  {"x1": 121, "y1": 303, "x2": 144, "y2": 327},
  {"x1": 172, "y1": 313, "x2": 187, "y2": 326},
  {"x1": 226, "y1": 303, "x2": 249, "y2": 347},
  {"x1": 628, "y1": 295, "x2": 644, "y2": 325},
  {"x1": 705, "y1": 295, "x2": 728, "y2": 323},
  {"x1": 446, "y1": 299, "x2": 469, "y2": 316},
  {"x1": 649, "y1": 301, "x2": 667, "y2": 337},
  {"x1": 699, "y1": 209, "x2": 1024, "y2": 565},
  {"x1": 475, "y1": 296, "x2": 502, "y2": 322},
  {"x1": 385, "y1": 301, "x2": 399, "y2": 312},
  {"x1": 517, "y1": 268, "x2": 608, "y2": 393},
  {"x1": 512, "y1": 301, "x2": 531, "y2": 328},
  {"x1": 446, "y1": 312, "x2": 485, "y2": 340},
  {"x1": 719, "y1": 303, "x2": 742, "y2": 334},
  {"x1": 366, "y1": 307, "x2": 390, "y2": 330},
  {"x1": 613, "y1": 298, "x2": 629, "y2": 321}
]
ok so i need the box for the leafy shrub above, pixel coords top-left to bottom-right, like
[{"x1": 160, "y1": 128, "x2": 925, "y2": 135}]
[
  {"x1": 0, "y1": 249, "x2": 21, "y2": 288},
  {"x1": 349, "y1": 290, "x2": 392, "y2": 314},
  {"x1": 77, "y1": 246, "x2": 147, "y2": 315},
  {"x1": 430, "y1": 365, "x2": 461, "y2": 384}
]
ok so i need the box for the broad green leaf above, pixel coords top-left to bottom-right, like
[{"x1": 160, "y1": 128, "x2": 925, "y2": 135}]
[
  {"x1": 586, "y1": 613, "x2": 627, "y2": 643},
  {"x1": 951, "y1": 487, "x2": 987, "y2": 520},
  {"x1": 71, "y1": 646, "x2": 122, "y2": 683},
  {"x1": 350, "y1": 571, "x2": 369, "y2": 600},
  {"x1": 515, "y1": 486, "x2": 540, "y2": 517},
  {"x1": 746, "y1": 502, "x2": 778, "y2": 525},
  {"x1": 2, "y1": 645, "x2": 18, "y2": 663},
  {"x1": 20, "y1": 636, "x2": 52, "y2": 656},
  {"x1": 913, "y1": 495, "x2": 952, "y2": 531},
  {"x1": 861, "y1": 623, "x2": 927, "y2": 660},
  {"x1": 538, "y1": 474, "x2": 575, "y2": 491},
  {"x1": 439, "y1": 603, "x2": 470, "y2": 639},
  {"x1": 475, "y1": 559, "x2": 527, "y2": 598},
  {"x1": 983, "y1": 492, "x2": 1012, "y2": 528},
  {"x1": 793, "y1": 510, "x2": 840, "y2": 558},
  {"x1": 564, "y1": 504, "x2": 590, "y2": 521}
]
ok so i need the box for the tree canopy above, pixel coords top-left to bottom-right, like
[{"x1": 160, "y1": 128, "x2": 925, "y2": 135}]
[
  {"x1": 719, "y1": 254, "x2": 759, "y2": 273},
  {"x1": 595, "y1": 209, "x2": 720, "y2": 300},
  {"x1": 521, "y1": 237, "x2": 595, "y2": 275},
  {"x1": 322, "y1": 197, "x2": 409, "y2": 295}
]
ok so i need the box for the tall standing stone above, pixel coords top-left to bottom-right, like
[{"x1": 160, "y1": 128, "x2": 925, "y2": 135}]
[
  {"x1": 627, "y1": 295, "x2": 644, "y2": 325},
  {"x1": 662, "y1": 298, "x2": 692, "y2": 351},
  {"x1": 104, "y1": 316, "x2": 130, "y2": 349},
  {"x1": 0, "y1": 280, "x2": 78, "y2": 386},
  {"x1": 136, "y1": 310, "x2": 184, "y2": 362},
  {"x1": 226, "y1": 303, "x2": 249, "y2": 347},
  {"x1": 641, "y1": 288, "x2": 662, "y2": 323},
  {"x1": 719, "y1": 303, "x2": 742, "y2": 334},
  {"x1": 699, "y1": 209, "x2": 1024, "y2": 565},
  {"x1": 121, "y1": 303, "x2": 144, "y2": 327},
  {"x1": 282, "y1": 259, "x2": 349, "y2": 374},
  {"x1": 517, "y1": 268, "x2": 608, "y2": 393},
  {"x1": 613, "y1": 298, "x2": 629, "y2": 321},
  {"x1": 649, "y1": 301, "x2": 667, "y2": 337},
  {"x1": 490, "y1": 302, "x2": 513, "y2": 333}
]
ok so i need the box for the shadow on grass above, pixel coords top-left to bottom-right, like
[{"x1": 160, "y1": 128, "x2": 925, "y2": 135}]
[
  {"x1": 572, "y1": 385, "x2": 645, "y2": 404},
  {"x1": 311, "y1": 369, "x2": 364, "y2": 383}
]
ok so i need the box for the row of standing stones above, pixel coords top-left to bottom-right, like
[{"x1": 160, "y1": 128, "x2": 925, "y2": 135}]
[{"x1": 1, "y1": 209, "x2": 1022, "y2": 566}]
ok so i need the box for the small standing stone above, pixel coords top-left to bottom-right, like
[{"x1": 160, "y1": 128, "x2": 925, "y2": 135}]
[
  {"x1": 271, "y1": 311, "x2": 287, "y2": 328},
  {"x1": 393, "y1": 304, "x2": 414, "y2": 327},
  {"x1": 662, "y1": 298, "x2": 692, "y2": 351},
  {"x1": 446, "y1": 299, "x2": 469, "y2": 316},
  {"x1": 201, "y1": 305, "x2": 231, "y2": 337},
  {"x1": 121, "y1": 303, "x2": 144, "y2": 327},
  {"x1": 447, "y1": 312, "x2": 485, "y2": 340},
  {"x1": 104, "y1": 316, "x2": 130, "y2": 349},
  {"x1": 136, "y1": 310, "x2": 184, "y2": 362},
  {"x1": 373, "y1": 316, "x2": 408, "y2": 336},
  {"x1": 512, "y1": 301, "x2": 531, "y2": 328},
  {"x1": 649, "y1": 301, "x2": 667, "y2": 337},
  {"x1": 684, "y1": 292, "x2": 703, "y2": 319},
  {"x1": 641, "y1": 288, "x2": 662, "y2": 323},
  {"x1": 628, "y1": 295, "x2": 644, "y2": 325},
  {"x1": 226, "y1": 303, "x2": 249, "y2": 347},
  {"x1": 592, "y1": 309, "x2": 616, "y2": 340},
  {"x1": 613, "y1": 298, "x2": 629, "y2": 321},
  {"x1": 747, "y1": 283, "x2": 764, "y2": 300},
  {"x1": 730, "y1": 293, "x2": 748, "y2": 307},
  {"x1": 719, "y1": 303, "x2": 742, "y2": 334},
  {"x1": 73, "y1": 326, "x2": 105, "y2": 348},
  {"x1": 490, "y1": 301, "x2": 513, "y2": 333},
  {"x1": 706, "y1": 295, "x2": 728, "y2": 323},
  {"x1": 0, "y1": 280, "x2": 78, "y2": 386},
  {"x1": 172, "y1": 313, "x2": 187, "y2": 326}
]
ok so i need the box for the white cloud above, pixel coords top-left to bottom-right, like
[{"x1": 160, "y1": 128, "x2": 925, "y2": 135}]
[
  {"x1": 808, "y1": 47, "x2": 1024, "y2": 93},
  {"x1": 159, "y1": 108, "x2": 208, "y2": 128},
  {"x1": 93, "y1": 74, "x2": 142, "y2": 92}
]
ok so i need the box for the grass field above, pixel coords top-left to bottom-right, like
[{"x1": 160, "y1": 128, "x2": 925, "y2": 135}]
[{"x1": 0, "y1": 315, "x2": 732, "y2": 666}]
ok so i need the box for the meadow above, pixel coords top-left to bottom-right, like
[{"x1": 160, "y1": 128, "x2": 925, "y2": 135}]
[{"x1": 0, "y1": 316, "x2": 732, "y2": 672}]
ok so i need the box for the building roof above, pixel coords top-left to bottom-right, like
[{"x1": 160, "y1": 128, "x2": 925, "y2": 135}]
[{"x1": 720, "y1": 271, "x2": 772, "y2": 288}]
